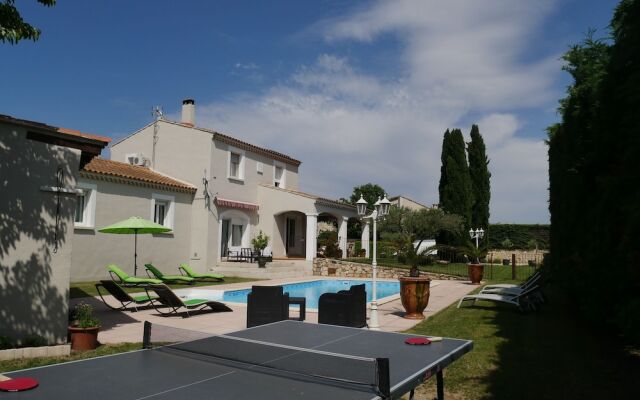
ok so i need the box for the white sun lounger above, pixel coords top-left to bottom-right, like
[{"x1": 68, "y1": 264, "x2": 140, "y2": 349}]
[
  {"x1": 457, "y1": 285, "x2": 540, "y2": 311},
  {"x1": 480, "y1": 271, "x2": 541, "y2": 294}
]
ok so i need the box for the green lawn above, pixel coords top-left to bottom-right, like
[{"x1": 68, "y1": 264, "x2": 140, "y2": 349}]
[
  {"x1": 406, "y1": 284, "x2": 640, "y2": 400},
  {"x1": 70, "y1": 277, "x2": 261, "y2": 299},
  {"x1": 0, "y1": 343, "x2": 140, "y2": 373}
]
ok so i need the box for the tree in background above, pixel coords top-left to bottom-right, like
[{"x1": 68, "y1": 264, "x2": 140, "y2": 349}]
[
  {"x1": 438, "y1": 129, "x2": 473, "y2": 243},
  {"x1": 467, "y1": 125, "x2": 491, "y2": 230},
  {"x1": 380, "y1": 207, "x2": 464, "y2": 276},
  {"x1": 0, "y1": 0, "x2": 56, "y2": 44},
  {"x1": 348, "y1": 183, "x2": 387, "y2": 206}
]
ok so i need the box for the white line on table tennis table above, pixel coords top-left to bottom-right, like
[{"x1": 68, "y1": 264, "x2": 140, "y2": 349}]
[{"x1": 134, "y1": 328, "x2": 372, "y2": 399}]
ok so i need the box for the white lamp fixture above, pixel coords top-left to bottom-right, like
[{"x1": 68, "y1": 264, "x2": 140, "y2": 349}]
[
  {"x1": 357, "y1": 193, "x2": 391, "y2": 331},
  {"x1": 470, "y1": 228, "x2": 485, "y2": 248},
  {"x1": 356, "y1": 195, "x2": 368, "y2": 216},
  {"x1": 379, "y1": 195, "x2": 391, "y2": 216}
]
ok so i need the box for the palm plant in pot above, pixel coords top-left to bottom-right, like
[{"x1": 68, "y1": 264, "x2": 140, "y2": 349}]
[
  {"x1": 69, "y1": 302, "x2": 100, "y2": 351},
  {"x1": 459, "y1": 241, "x2": 488, "y2": 284},
  {"x1": 251, "y1": 230, "x2": 270, "y2": 268},
  {"x1": 380, "y1": 207, "x2": 464, "y2": 320},
  {"x1": 398, "y1": 236, "x2": 436, "y2": 320}
]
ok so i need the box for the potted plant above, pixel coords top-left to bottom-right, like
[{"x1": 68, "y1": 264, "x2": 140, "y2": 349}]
[
  {"x1": 459, "y1": 242, "x2": 487, "y2": 284},
  {"x1": 251, "y1": 230, "x2": 270, "y2": 268},
  {"x1": 398, "y1": 236, "x2": 433, "y2": 320},
  {"x1": 69, "y1": 302, "x2": 100, "y2": 351}
]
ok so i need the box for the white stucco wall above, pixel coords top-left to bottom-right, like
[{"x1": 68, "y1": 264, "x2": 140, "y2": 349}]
[
  {"x1": 111, "y1": 119, "x2": 301, "y2": 269},
  {"x1": 70, "y1": 177, "x2": 193, "y2": 281},
  {"x1": 0, "y1": 124, "x2": 81, "y2": 344}
]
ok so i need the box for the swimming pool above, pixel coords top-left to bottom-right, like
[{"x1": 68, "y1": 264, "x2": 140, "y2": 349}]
[{"x1": 175, "y1": 279, "x2": 401, "y2": 309}]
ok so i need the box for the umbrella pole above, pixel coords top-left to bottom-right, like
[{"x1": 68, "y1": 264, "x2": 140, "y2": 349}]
[{"x1": 134, "y1": 230, "x2": 138, "y2": 276}]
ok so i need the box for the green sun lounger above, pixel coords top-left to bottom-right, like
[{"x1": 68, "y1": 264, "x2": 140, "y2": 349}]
[
  {"x1": 145, "y1": 263, "x2": 195, "y2": 284},
  {"x1": 144, "y1": 284, "x2": 232, "y2": 318},
  {"x1": 107, "y1": 264, "x2": 162, "y2": 286},
  {"x1": 178, "y1": 263, "x2": 225, "y2": 282},
  {"x1": 95, "y1": 280, "x2": 157, "y2": 312}
]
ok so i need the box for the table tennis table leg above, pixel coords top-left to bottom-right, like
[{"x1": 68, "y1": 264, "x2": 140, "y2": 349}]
[{"x1": 436, "y1": 370, "x2": 444, "y2": 400}]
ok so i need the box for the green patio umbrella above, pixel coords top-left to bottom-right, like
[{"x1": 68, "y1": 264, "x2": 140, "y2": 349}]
[{"x1": 98, "y1": 216, "x2": 172, "y2": 276}]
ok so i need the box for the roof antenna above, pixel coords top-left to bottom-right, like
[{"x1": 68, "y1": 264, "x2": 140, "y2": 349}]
[{"x1": 152, "y1": 106, "x2": 163, "y2": 121}]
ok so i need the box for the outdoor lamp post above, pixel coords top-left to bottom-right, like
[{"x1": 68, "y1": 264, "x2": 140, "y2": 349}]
[
  {"x1": 469, "y1": 228, "x2": 485, "y2": 248},
  {"x1": 357, "y1": 193, "x2": 391, "y2": 330}
]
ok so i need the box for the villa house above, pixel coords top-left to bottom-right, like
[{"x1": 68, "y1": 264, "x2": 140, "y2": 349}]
[
  {"x1": 388, "y1": 195, "x2": 433, "y2": 211},
  {"x1": 69, "y1": 99, "x2": 365, "y2": 281}
]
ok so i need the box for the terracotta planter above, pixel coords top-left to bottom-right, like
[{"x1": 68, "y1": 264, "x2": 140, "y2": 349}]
[
  {"x1": 399, "y1": 276, "x2": 431, "y2": 319},
  {"x1": 467, "y1": 263, "x2": 484, "y2": 284},
  {"x1": 69, "y1": 326, "x2": 100, "y2": 351}
]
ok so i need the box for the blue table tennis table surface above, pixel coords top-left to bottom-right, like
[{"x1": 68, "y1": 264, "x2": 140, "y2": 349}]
[{"x1": 4, "y1": 321, "x2": 472, "y2": 399}]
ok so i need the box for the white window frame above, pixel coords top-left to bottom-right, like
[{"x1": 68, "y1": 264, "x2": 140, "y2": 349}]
[
  {"x1": 227, "y1": 146, "x2": 245, "y2": 181},
  {"x1": 150, "y1": 193, "x2": 175, "y2": 230},
  {"x1": 74, "y1": 182, "x2": 97, "y2": 229},
  {"x1": 273, "y1": 161, "x2": 286, "y2": 189},
  {"x1": 256, "y1": 161, "x2": 264, "y2": 174}
]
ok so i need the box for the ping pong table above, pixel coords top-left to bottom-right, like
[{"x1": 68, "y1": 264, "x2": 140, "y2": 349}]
[{"x1": 4, "y1": 320, "x2": 472, "y2": 399}]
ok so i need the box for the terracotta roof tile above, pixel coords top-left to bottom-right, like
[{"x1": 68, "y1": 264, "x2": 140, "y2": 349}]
[
  {"x1": 0, "y1": 114, "x2": 111, "y2": 144},
  {"x1": 82, "y1": 158, "x2": 196, "y2": 192}
]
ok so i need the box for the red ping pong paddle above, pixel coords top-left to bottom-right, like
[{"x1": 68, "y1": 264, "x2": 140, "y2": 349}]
[
  {"x1": 405, "y1": 337, "x2": 431, "y2": 345},
  {"x1": 0, "y1": 374, "x2": 39, "y2": 392}
]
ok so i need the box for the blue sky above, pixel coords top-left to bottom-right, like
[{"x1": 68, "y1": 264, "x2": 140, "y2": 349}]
[{"x1": 0, "y1": 0, "x2": 619, "y2": 223}]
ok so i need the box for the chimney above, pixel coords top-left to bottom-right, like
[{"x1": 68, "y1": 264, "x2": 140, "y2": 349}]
[{"x1": 181, "y1": 99, "x2": 195, "y2": 127}]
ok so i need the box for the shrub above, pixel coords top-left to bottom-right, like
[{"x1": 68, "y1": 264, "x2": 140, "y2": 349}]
[
  {"x1": 0, "y1": 335, "x2": 14, "y2": 350},
  {"x1": 501, "y1": 238, "x2": 514, "y2": 249},
  {"x1": 21, "y1": 334, "x2": 47, "y2": 348},
  {"x1": 251, "y1": 230, "x2": 270, "y2": 252},
  {"x1": 71, "y1": 302, "x2": 100, "y2": 328}
]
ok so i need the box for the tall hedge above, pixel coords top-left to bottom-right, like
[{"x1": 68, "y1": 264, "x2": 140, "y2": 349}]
[
  {"x1": 548, "y1": 0, "x2": 640, "y2": 341},
  {"x1": 487, "y1": 224, "x2": 549, "y2": 249},
  {"x1": 467, "y1": 125, "x2": 491, "y2": 231}
]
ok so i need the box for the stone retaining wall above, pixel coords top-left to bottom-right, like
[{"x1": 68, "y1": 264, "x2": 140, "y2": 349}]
[
  {"x1": 487, "y1": 250, "x2": 548, "y2": 265},
  {"x1": 0, "y1": 344, "x2": 70, "y2": 361},
  {"x1": 313, "y1": 258, "x2": 463, "y2": 280}
]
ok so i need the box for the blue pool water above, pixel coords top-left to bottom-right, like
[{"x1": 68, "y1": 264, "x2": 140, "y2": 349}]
[{"x1": 222, "y1": 280, "x2": 400, "y2": 309}]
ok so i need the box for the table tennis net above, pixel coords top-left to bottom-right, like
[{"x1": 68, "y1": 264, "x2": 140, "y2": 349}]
[{"x1": 143, "y1": 322, "x2": 388, "y2": 395}]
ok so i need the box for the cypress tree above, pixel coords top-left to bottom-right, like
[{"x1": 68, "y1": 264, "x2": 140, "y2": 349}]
[
  {"x1": 438, "y1": 129, "x2": 473, "y2": 231},
  {"x1": 467, "y1": 125, "x2": 491, "y2": 230}
]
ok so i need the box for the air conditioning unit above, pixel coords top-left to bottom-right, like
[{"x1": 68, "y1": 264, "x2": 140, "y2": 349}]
[{"x1": 126, "y1": 153, "x2": 148, "y2": 166}]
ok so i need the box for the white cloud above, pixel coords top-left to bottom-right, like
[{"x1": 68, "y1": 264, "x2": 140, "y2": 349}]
[{"x1": 196, "y1": 0, "x2": 560, "y2": 223}]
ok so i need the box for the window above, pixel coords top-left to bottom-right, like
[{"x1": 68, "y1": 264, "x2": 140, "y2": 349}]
[
  {"x1": 151, "y1": 193, "x2": 175, "y2": 229},
  {"x1": 75, "y1": 192, "x2": 86, "y2": 223},
  {"x1": 256, "y1": 161, "x2": 264, "y2": 174},
  {"x1": 227, "y1": 146, "x2": 245, "y2": 180},
  {"x1": 74, "y1": 182, "x2": 96, "y2": 229},
  {"x1": 154, "y1": 201, "x2": 168, "y2": 226},
  {"x1": 232, "y1": 224, "x2": 243, "y2": 247},
  {"x1": 273, "y1": 162, "x2": 286, "y2": 188},
  {"x1": 230, "y1": 153, "x2": 240, "y2": 178}
]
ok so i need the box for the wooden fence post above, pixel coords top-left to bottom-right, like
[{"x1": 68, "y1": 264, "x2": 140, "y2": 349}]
[{"x1": 511, "y1": 253, "x2": 516, "y2": 280}]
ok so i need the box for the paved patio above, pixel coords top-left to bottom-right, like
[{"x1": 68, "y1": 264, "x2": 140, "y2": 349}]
[{"x1": 73, "y1": 277, "x2": 478, "y2": 343}]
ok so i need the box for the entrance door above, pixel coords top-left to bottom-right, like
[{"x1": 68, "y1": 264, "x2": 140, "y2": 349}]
[
  {"x1": 286, "y1": 217, "x2": 296, "y2": 255},
  {"x1": 221, "y1": 219, "x2": 230, "y2": 257}
]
